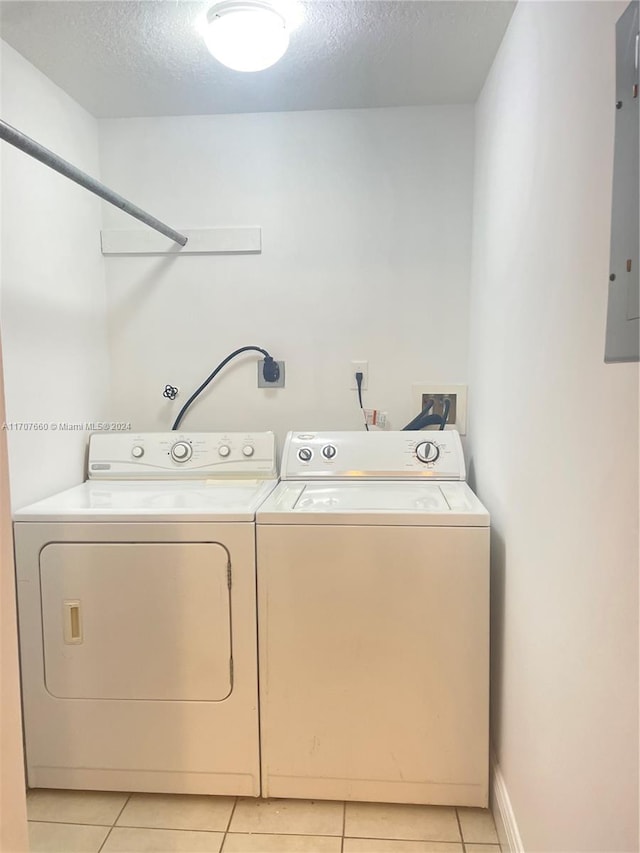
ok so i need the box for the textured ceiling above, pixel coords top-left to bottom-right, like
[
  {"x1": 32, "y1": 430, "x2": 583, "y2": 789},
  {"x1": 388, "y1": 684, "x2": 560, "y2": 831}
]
[{"x1": 0, "y1": 1, "x2": 516, "y2": 118}]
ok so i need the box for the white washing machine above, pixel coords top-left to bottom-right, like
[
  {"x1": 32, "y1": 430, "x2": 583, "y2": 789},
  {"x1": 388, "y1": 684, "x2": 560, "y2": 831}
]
[
  {"x1": 14, "y1": 431, "x2": 277, "y2": 796},
  {"x1": 256, "y1": 430, "x2": 490, "y2": 808}
]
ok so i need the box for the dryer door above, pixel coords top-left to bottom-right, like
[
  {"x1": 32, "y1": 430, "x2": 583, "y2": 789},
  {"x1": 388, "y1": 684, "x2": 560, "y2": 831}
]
[{"x1": 40, "y1": 542, "x2": 231, "y2": 701}]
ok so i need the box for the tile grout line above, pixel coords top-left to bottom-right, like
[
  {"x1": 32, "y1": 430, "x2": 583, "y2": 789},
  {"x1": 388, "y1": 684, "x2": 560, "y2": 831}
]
[
  {"x1": 340, "y1": 800, "x2": 346, "y2": 853},
  {"x1": 113, "y1": 793, "x2": 133, "y2": 827},
  {"x1": 219, "y1": 795, "x2": 238, "y2": 853},
  {"x1": 97, "y1": 793, "x2": 132, "y2": 853},
  {"x1": 27, "y1": 819, "x2": 114, "y2": 828},
  {"x1": 30, "y1": 820, "x2": 347, "y2": 838},
  {"x1": 29, "y1": 820, "x2": 477, "y2": 844},
  {"x1": 455, "y1": 807, "x2": 467, "y2": 853},
  {"x1": 341, "y1": 838, "x2": 462, "y2": 846}
]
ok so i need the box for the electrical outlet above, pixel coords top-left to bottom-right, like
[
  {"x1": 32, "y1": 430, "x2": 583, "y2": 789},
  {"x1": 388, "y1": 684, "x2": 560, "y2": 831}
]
[
  {"x1": 411, "y1": 384, "x2": 467, "y2": 433},
  {"x1": 257, "y1": 360, "x2": 285, "y2": 388},
  {"x1": 351, "y1": 360, "x2": 368, "y2": 390}
]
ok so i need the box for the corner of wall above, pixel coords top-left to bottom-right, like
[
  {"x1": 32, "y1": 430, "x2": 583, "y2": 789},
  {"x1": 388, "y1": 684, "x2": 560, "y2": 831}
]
[
  {"x1": 491, "y1": 752, "x2": 524, "y2": 853},
  {"x1": 0, "y1": 39, "x2": 111, "y2": 508}
]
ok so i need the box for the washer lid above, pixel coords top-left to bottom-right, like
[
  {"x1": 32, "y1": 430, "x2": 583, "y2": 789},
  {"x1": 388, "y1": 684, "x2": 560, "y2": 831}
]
[
  {"x1": 14, "y1": 479, "x2": 278, "y2": 522},
  {"x1": 257, "y1": 481, "x2": 489, "y2": 527}
]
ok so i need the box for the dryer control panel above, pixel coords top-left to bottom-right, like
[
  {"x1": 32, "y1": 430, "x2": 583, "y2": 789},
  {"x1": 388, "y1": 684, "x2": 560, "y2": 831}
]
[
  {"x1": 88, "y1": 432, "x2": 277, "y2": 479},
  {"x1": 281, "y1": 431, "x2": 466, "y2": 481}
]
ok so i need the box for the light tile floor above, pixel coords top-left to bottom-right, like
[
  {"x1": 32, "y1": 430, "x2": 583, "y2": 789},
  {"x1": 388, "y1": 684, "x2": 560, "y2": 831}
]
[{"x1": 27, "y1": 790, "x2": 501, "y2": 853}]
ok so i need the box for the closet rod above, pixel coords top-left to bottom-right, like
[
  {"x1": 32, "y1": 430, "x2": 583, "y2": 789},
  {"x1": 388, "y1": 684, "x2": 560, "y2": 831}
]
[{"x1": 0, "y1": 119, "x2": 188, "y2": 247}]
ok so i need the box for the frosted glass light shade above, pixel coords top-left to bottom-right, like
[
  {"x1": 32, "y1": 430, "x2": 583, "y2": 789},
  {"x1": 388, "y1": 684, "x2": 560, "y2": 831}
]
[{"x1": 204, "y1": 1, "x2": 289, "y2": 72}]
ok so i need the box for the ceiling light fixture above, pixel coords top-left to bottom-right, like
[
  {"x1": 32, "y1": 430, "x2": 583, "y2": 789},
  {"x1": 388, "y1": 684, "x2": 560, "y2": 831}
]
[{"x1": 202, "y1": 0, "x2": 294, "y2": 73}]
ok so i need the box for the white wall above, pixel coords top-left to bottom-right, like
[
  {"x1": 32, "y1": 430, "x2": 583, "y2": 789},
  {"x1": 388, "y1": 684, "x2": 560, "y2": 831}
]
[
  {"x1": 0, "y1": 169, "x2": 28, "y2": 853},
  {"x1": 0, "y1": 41, "x2": 110, "y2": 509},
  {"x1": 99, "y1": 106, "x2": 474, "y2": 440},
  {"x1": 468, "y1": 3, "x2": 639, "y2": 851}
]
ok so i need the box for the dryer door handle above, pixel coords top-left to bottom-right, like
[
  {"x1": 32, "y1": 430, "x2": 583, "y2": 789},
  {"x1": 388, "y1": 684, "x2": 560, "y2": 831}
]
[{"x1": 63, "y1": 600, "x2": 83, "y2": 644}]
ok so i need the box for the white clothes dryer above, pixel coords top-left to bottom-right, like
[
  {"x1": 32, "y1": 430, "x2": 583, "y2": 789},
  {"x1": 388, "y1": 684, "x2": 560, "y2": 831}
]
[
  {"x1": 256, "y1": 430, "x2": 490, "y2": 808},
  {"x1": 14, "y1": 431, "x2": 277, "y2": 796}
]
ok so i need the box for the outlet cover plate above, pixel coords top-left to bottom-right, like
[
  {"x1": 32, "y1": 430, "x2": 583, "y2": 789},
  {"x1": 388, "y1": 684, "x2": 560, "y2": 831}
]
[
  {"x1": 411, "y1": 384, "x2": 467, "y2": 434},
  {"x1": 258, "y1": 361, "x2": 285, "y2": 388},
  {"x1": 351, "y1": 361, "x2": 369, "y2": 390}
]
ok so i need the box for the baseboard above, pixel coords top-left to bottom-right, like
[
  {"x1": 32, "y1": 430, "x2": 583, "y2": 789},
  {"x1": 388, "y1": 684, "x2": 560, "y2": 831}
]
[{"x1": 491, "y1": 752, "x2": 524, "y2": 853}]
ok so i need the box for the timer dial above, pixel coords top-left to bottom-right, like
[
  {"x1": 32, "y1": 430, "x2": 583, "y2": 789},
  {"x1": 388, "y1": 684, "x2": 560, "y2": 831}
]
[
  {"x1": 242, "y1": 445, "x2": 255, "y2": 457},
  {"x1": 131, "y1": 446, "x2": 144, "y2": 458},
  {"x1": 415, "y1": 441, "x2": 439, "y2": 464},
  {"x1": 218, "y1": 445, "x2": 231, "y2": 458},
  {"x1": 170, "y1": 441, "x2": 192, "y2": 463}
]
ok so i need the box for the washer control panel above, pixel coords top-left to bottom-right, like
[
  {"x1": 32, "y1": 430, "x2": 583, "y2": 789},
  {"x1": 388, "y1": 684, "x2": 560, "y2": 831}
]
[
  {"x1": 88, "y1": 432, "x2": 277, "y2": 480},
  {"x1": 281, "y1": 431, "x2": 465, "y2": 481}
]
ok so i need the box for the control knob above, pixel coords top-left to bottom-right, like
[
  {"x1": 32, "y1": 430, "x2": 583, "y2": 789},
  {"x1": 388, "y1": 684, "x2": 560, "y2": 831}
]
[
  {"x1": 321, "y1": 444, "x2": 337, "y2": 460},
  {"x1": 171, "y1": 441, "x2": 192, "y2": 462},
  {"x1": 218, "y1": 445, "x2": 231, "y2": 458},
  {"x1": 131, "y1": 446, "x2": 144, "y2": 458},
  {"x1": 415, "y1": 441, "x2": 439, "y2": 464},
  {"x1": 242, "y1": 445, "x2": 255, "y2": 457},
  {"x1": 297, "y1": 447, "x2": 313, "y2": 462}
]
